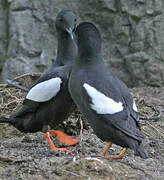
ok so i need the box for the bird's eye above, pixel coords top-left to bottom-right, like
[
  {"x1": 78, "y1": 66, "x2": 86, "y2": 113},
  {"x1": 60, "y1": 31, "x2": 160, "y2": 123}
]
[
  {"x1": 74, "y1": 18, "x2": 77, "y2": 22},
  {"x1": 59, "y1": 18, "x2": 63, "y2": 22}
]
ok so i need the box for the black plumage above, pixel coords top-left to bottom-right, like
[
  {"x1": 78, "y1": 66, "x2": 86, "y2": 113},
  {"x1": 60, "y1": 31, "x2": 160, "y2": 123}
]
[
  {"x1": 69, "y1": 22, "x2": 148, "y2": 159},
  {"x1": 0, "y1": 10, "x2": 79, "y2": 153}
]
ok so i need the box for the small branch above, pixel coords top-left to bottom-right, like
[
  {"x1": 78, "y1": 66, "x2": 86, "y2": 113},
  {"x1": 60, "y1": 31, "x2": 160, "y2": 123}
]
[
  {"x1": 6, "y1": 79, "x2": 29, "y2": 92},
  {"x1": 80, "y1": 116, "x2": 83, "y2": 141},
  {"x1": 0, "y1": 156, "x2": 29, "y2": 164},
  {"x1": 147, "y1": 122, "x2": 164, "y2": 138},
  {"x1": 13, "y1": 72, "x2": 41, "y2": 80},
  {"x1": 139, "y1": 105, "x2": 162, "y2": 121},
  {"x1": 79, "y1": 116, "x2": 85, "y2": 154},
  {"x1": 61, "y1": 169, "x2": 85, "y2": 177}
]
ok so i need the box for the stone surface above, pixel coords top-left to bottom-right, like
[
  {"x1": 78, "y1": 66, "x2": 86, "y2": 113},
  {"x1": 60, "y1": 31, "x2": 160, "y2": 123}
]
[
  {"x1": 0, "y1": 71, "x2": 164, "y2": 179},
  {"x1": 0, "y1": 83, "x2": 164, "y2": 180},
  {"x1": 0, "y1": 0, "x2": 164, "y2": 87}
]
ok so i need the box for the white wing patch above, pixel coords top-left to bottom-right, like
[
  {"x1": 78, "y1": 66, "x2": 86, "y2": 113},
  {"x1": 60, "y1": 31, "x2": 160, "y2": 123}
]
[
  {"x1": 26, "y1": 77, "x2": 62, "y2": 102},
  {"x1": 83, "y1": 83, "x2": 123, "y2": 114},
  {"x1": 133, "y1": 100, "x2": 138, "y2": 112}
]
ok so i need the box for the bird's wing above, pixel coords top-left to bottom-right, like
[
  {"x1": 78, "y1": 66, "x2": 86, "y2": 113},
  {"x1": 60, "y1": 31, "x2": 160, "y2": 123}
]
[
  {"x1": 26, "y1": 66, "x2": 69, "y2": 102},
  {"x1": 104, "y1": 111, "x2": 144, "y2": 141},
  {"x1": 26, "y1": 77, "x2": 62, "y2": 102},
  {"x1": 11, "y1": 66, "x2": 69, "y2": 118},
  {"x1": 116, "y1": 78, "x2": 141, "y2": 129},
  {"x1": 83, "y1": 82, "x2": 144, "y2": 141}
]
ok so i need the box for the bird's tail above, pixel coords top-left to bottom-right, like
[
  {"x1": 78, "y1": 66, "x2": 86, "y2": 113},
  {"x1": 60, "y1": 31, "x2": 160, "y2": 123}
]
[
  {"x1": 135, "y1": 143, "x2": 148, "y2": 159},
  {"x1": 0, "y1": 117, "x2": 13, "y2": 124}
]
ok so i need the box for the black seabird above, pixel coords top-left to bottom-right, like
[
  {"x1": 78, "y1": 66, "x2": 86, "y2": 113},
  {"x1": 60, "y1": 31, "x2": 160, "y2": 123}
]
[
  {"x1": 0, "y1": 10, "x2": 79, "y2": 153},
  {"x1": 69, "y1": 22, "x2": 148, "y2": 159}
]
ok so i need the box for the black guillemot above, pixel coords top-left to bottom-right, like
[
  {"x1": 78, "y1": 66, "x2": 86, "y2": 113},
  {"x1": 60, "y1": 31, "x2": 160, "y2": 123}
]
[
  {"x1": 69, "y1": 22, "x2": 148, "y2": 159},
  {"x1": 0, "y1": 10, "x2": 79, "y2": 153}
]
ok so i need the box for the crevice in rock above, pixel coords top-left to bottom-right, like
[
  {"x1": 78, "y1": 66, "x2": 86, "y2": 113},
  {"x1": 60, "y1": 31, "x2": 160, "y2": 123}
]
[
  {"x1": 12, "y1": 7, "x2": 36, "y2": 12},
  {"x1": 0, "y1": 0, "x2": 10, "y2": 82},
  {"x1": 114, "y1": 0, "x2": 122, "y2": 14},
  {"x1": 4, "y1": 0, "x2": 10, "y2": 59}
]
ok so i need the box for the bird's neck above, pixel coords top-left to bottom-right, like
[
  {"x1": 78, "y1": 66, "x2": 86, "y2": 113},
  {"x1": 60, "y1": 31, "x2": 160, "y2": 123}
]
[
  {"x1": 75, "y1": 52, "x2": 103, "y2": 67},
  {"x1": 56, "y1": 29, "x2": 77, "y2": 65}
]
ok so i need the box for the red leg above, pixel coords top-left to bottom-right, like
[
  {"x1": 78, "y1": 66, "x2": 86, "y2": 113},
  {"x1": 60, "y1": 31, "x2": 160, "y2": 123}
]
[
  {"x1": 100, "y1": 142, "x2": 128, "y2": 159},
  {"x1": 45, "y1": 132, "x2": 72, "y2": 153},
  {"x1": 49, "y1": 130, "x2": 79, "y2": 146},
  {"x1": 99, "y1": 142, "x2": 112, "y2": 156}
]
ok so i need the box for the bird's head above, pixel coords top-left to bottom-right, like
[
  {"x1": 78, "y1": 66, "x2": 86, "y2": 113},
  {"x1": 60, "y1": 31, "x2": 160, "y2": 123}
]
[
  {"x1": 75, "y1": 22, "x2": 101, "y2": 57},
  {"x1": 55, "y1": 10, "x2": 77, "y2": 39}
]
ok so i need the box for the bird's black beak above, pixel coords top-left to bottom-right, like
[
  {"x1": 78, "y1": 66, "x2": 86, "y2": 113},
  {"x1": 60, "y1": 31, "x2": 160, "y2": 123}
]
[{"x1": 66, "y1": 27, "x2": 74, "y2": 40}]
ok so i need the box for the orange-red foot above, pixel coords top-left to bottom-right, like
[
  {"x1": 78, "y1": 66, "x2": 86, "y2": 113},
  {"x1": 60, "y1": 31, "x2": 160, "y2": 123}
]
[
  {"x1": 100, "y1": 146, "x2": 128, "y2": 159},
  {"x1": 45, "y1": 132, "x2": 72, "y2": 153},
  {"x1": 49, "y1": 130, "x2": 79, "y2": 146}
]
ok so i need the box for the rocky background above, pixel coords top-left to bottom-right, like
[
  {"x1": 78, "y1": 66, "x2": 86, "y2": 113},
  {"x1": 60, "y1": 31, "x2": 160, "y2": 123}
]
[
  {"x1": 0, "y1": 1, "x2": 164, "y2": 179},
  {"x1": 0, "y1": 0, "x2": 164, "y2": 87}
]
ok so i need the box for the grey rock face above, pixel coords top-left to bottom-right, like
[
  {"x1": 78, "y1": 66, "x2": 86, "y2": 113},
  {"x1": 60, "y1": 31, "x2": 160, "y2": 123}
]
[{"x1": 0, "y1": 0, "x2": 164, "y2": 87}]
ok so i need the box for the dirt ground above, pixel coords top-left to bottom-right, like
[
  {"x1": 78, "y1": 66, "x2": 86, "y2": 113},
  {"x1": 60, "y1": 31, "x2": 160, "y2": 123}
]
[{"x1": 0, "y1": 75, "x2": 163, "y2": 180}]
